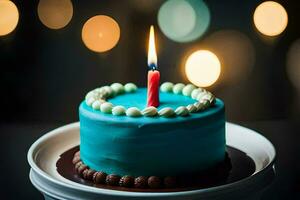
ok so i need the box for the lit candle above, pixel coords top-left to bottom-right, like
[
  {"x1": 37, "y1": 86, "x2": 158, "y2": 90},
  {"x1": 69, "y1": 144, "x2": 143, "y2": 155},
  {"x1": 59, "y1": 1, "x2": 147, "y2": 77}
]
[{"x1": 147, "y1": 25, "x2": 160, "y2": 107}]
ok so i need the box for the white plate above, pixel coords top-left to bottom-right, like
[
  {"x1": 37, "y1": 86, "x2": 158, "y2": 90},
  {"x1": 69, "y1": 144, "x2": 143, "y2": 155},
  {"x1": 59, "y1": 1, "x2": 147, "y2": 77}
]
[{"x1": 28, "y1": 122, "x2": 276, "y2": 200}]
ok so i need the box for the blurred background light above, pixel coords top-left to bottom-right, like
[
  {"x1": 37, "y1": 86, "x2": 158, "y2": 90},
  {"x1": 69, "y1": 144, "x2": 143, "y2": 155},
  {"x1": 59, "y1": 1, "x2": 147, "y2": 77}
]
[
  {"x1": 202, "y1": 30, "x2": 255, "y2": 85},
  {"x1": 38, "y1": 0, "x2": 73, "y2": 29},
  {"x1": 158, "y1": 0, "x2": 196, "y2": 40},
  {"x1": 158, "y1": 0, "x2": 210, "y2": 43},
  {"x1": 0, "y1": 0, "x2": 19, "y2": 36},
  {"x1": 287, "y1": 39, "x2": 300, "y2": 91},
  {"x1": 82, "y1": 15, "x2": 120, "y2": 53},
  {"x1": 185, "y1": 50, "x2": 221, "y2": 87},
  {"x1": 253, "y1": 1, "x2": 288, "y2": 36}
]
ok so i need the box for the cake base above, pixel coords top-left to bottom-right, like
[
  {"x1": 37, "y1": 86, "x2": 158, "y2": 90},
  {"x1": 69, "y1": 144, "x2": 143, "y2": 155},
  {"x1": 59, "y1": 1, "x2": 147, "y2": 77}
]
[
  {"x1": 56, "y1": 146, "x2": 253, "y2": 192},
  {"x1": 28, "y1": 122, "x2": 276, "y2": 200}
]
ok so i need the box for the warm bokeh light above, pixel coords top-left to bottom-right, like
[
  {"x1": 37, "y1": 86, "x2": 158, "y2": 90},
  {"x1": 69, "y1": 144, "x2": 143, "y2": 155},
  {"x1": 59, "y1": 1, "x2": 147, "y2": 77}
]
[
  {"x1": 158, "y1": 0, "x2": 210, "y2": 42},
  {"x1": 148, "y1": 26, "x2": 157, "y2": 67},
  {"x1": 202, "y1": 30, "x2": 255, "y2": 85},
  {"x1": 253, "y1": 1, "x2": 288, "y2": 36},
  {"x1": 38, "y1": 0, "x2": 73, "y2": 29},
  {"x1": 185, "y1": 50, "x2": 221, "y2": 87},
  {"x1": 287, "y1": 39, "x2": 300, "y2": 90},
  {"x1": 0, "y1": 0, "x2": 19, "y2": 36},
  {"x1": 82, "y1": 15, "x2": 120, "y2": 53}
]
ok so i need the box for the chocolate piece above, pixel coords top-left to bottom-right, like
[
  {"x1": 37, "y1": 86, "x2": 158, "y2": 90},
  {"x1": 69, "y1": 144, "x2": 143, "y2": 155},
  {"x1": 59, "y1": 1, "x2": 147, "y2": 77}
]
[
  {"x1": 77, "y1": 164, "x2": 88, "y2": 176},
  {"x1": 119, "y1": 175, "x2": 134, "y2": 187},
  {"x1": 134, "y1": 176, "x2": 148, "y2": 188},
  {"x1": 106, "y1": 174, "x2": 121, "y2": 186},
  {"x1": 164, "y1": 176, "x2": 177, "y2": 188},
  {"x1": 83, "y1": 169, "x2": 96, "y2": 180},
  {"x1": 148, "y1": 176, "x2": 161, "y2": 189},
  {"x1": 74, "y1": 151, "x2": 80, "y2": 157},
  {"x1": 72, "y1": 156, "x2": 81, "y2": 164},
  {"x1": 74, "y1": 161, "x2": 83, "y2": 171},
  {"x1": 93, "y1": 171, "x2": 107, "y2": 184}
]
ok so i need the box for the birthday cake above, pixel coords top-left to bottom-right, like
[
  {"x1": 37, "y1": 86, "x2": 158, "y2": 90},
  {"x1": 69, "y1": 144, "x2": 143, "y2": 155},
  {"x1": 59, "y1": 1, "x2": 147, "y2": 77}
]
[{"x1": 75, "y1": 82, "x2": 226, "y2": 189}]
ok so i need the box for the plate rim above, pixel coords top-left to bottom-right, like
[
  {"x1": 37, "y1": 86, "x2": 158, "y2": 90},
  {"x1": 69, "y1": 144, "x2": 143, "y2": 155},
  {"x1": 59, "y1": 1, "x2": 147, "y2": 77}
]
[{"x1": 27, "y1": 122, "x2": 276, "y2": 197}]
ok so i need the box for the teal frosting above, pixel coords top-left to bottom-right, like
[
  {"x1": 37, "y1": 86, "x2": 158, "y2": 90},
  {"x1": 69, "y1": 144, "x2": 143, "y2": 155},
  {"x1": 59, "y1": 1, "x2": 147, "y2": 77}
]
[{"x1": 79, "y1": 88, "x2": 225, "y2": 177}]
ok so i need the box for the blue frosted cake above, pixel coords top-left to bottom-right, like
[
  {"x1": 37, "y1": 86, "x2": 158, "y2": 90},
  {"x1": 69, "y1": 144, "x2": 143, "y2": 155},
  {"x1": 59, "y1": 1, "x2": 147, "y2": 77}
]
[{"x1": 76, "y1": 82, "x2": 226, "y2": 188}]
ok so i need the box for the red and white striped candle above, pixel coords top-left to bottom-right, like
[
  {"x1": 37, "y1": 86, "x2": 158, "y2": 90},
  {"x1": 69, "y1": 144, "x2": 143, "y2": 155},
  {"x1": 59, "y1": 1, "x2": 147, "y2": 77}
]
[{"x1": 147, "y1": 26, "x2": 160, "y2": 107}]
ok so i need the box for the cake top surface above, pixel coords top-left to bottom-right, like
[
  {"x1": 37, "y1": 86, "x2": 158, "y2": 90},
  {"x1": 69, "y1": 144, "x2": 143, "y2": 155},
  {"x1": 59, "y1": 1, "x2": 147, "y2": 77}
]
[{"x1": 109, "y1": 88, "x2": 196, "y2": 110}]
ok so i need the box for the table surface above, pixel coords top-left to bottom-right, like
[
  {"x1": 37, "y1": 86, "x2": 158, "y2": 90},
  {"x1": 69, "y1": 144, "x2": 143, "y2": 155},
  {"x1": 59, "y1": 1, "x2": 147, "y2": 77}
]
[{"x1": 0, "y1": 120, "x2": 299, "y2": 199}]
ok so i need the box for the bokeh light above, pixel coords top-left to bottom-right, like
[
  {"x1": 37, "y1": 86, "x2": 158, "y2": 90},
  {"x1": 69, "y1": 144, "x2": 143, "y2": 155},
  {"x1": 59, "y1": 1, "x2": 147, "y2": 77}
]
[
  {"x1": 287, "y1": 39, "x2": 300, "y2": 90},
  {"x1": 202, "y1": 30, "x2": 255, "y2": 85},
  {"x1": 185, "y1": 50, "x2": 221, "y2": 87},
  {"x1": 253, "y1": 1, "x2": 288, "y2": 36},
  {"x1": 38, "y1": 0, "x2": 73, "y2": 29},
  {"x1": 158, "y1": 0, "x2": 210, "y2": 43},
  {"x1": 82, "y1": 15, "x2": 120, "y2": 53},
  {"x1": 0, "y1": 0, "x2": 19, "y2": 36}
]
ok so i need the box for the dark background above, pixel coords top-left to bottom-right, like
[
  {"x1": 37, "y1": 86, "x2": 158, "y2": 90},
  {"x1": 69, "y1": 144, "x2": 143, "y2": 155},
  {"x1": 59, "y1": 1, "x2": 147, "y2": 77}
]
[{"x1": 0, "y1": 0, "x2": 299, "y2": 199}]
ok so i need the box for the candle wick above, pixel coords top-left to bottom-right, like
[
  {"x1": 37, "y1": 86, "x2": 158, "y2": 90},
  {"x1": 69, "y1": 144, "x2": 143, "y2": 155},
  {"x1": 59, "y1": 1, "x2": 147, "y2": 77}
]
[{"x1": 149, "y1": 63, "x2": 157, "y2": 71}]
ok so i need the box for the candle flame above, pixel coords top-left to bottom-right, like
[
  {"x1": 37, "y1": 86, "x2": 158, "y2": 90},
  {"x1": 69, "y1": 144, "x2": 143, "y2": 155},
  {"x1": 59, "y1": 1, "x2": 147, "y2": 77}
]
[{"x1": 148, "y1": 25, "x2": 157, "y2": 69}]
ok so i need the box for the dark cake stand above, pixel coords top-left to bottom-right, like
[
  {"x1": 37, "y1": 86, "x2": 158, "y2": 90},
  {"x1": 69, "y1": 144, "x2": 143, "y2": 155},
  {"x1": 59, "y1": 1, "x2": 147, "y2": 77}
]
[{"x1": 28, "y1": 122, "x2": 276, "y2": 200}]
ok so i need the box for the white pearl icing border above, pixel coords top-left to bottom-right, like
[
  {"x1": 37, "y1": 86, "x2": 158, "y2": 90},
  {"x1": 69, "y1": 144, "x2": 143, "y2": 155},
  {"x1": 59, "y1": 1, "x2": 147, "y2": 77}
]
[{"x1": 85, "y1": 82, "x2": 215, "y2": 118}]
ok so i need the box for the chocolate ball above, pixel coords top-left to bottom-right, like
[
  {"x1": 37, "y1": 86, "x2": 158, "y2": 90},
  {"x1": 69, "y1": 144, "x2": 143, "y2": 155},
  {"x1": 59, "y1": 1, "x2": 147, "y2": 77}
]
[
  {"x1": 119, "y1": 175, "x2": 134, "y2": 187},
  {"x1": 83, "y1": 169, "x2": 96, "y2": 180},
  {"x1": 74, "y1": 151, "x2": 80, "y2": 157},
  {"x1": 72, "y1": 156, "x2": 81, "y2": 164},
  {"x1": 93, "y1": 171, "x2": 107, "y2": 184},
  {"x1": 106, "y1": 174, "x2": 121, "y2": 186},
  {"x1": 74, "y1": 161, "x2": 83, "y2": 171},
  {"x1": 134, "y1": 176, "x2": 148, "y2": 188},
  {"x1": 77, "y1": 164, "x2": 88, "y2": 176},
  {"x1": 148, "y1": 176, "x2": 161, "y2": 189},
  {"x1": 164, "y1": 176, "x2": 177, "y2": 188},
  {"x1": 82, "y1": 169, "x2": 89, "y2": 179}
]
